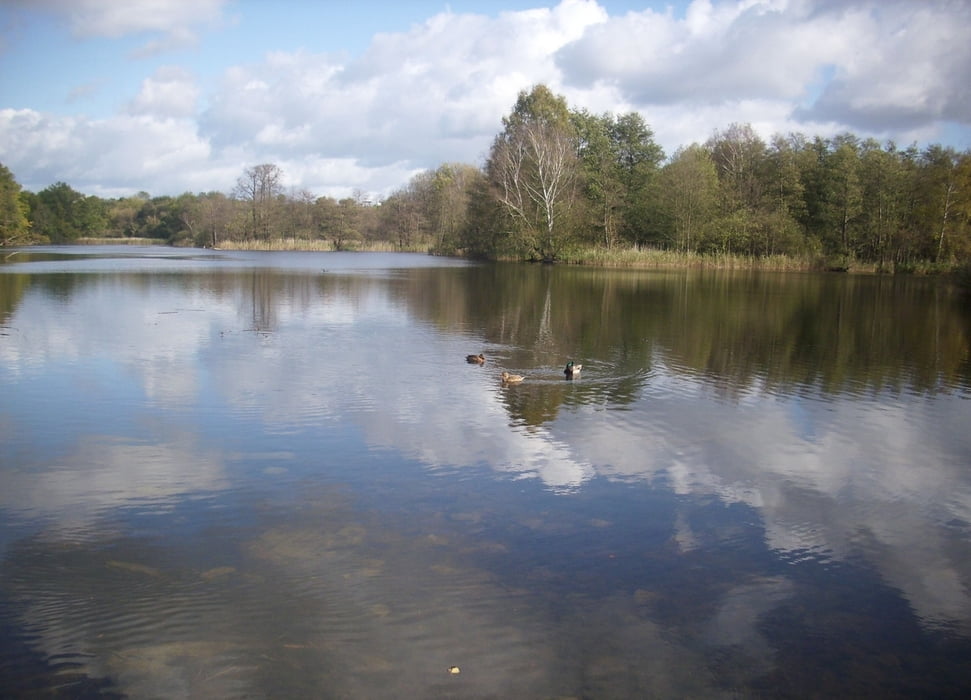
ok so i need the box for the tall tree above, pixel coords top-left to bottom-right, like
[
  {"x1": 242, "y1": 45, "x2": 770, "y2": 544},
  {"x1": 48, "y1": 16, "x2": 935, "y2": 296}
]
[
  {"x1": 706, "y1": 123, "x2": 768, "y2": 212},
  {"x1": 27, "y1": 182, "x2": 106, "y2": 243},
  {"x1": 953, "y1": 152, "x2": 971, "y2": 261},
  {"x1": 487, "y1": 84, "x2": 579, "y2": 261},
  {"x1": 856, "y1": 140, "x2": 916, "y2": 267},
  {"x1": 656, "y1": 145, "x2": 719, "y2": 253},
  {"x1": 314, "y1": 196, "x2": 342, "y2": 247},
  {"x1": 705, "y1": 123, "x2": 770, "y2": 254},
  {"x1": 827, "y1": 138, "x2": 863, "y2": 260},
  {"x1": 800, "y1": 135, "x2": 862, "y2": 261},
  {"x1": 107, "y1": 193, "x2": 150, "y2": 238},
  {"x1": 429, "y1": 163, "x2": 480, "y2": 254},
  {"x1": 917, "y1": 145, "x2": 963, "y2": 262},
  {"x1": 613, "y1": 112, "x2": 665, "y2": 246},
  {"x1": 573, "y1": 109, "x2": 623, "y2": 248},
  {"x1": 572, "y1": 110, "x2": 664, "y2": 249},
  {"x1": 0, "y1": 162, "x2": 30, "y2": 245},
  {"x1": 196, "y1": 192, "x2": 236, "y2": 247},
  {"x1": 234, "y1": 163, "x2": 283, "y2": 239},
  {"x1": 765, "y1": 133, "x2": 810, "y2": 252},
  {"x1": 459, "y1": 171, "x2": 509, "y2": 259}
]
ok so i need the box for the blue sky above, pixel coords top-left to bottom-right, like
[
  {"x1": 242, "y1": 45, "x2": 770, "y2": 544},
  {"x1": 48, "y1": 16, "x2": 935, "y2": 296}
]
[{"x1": 1, "y1": 0, "x2": 969, "y2": 199}]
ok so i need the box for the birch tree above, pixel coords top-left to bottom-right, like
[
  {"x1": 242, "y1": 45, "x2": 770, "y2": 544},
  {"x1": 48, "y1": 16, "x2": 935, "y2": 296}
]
[{"x1": 487, "y1": 85, "x2": 578, "y2": 261}]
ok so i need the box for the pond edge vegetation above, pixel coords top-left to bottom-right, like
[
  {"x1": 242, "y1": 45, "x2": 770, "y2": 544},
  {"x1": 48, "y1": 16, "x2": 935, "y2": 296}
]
[{"x1": 3, "y1": 85, "x2": 970, "y2": 285}]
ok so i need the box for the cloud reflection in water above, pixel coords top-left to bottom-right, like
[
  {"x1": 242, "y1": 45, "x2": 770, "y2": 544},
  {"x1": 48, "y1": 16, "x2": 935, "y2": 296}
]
[{"x1": 1, "y1": 252, "x2": 970, "y2": 696}]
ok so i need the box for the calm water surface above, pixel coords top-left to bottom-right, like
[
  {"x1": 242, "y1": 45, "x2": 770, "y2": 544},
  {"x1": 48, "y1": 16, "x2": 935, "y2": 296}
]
[{"x1": 1, "y1": 246, "x2": 970, "y2": 698}]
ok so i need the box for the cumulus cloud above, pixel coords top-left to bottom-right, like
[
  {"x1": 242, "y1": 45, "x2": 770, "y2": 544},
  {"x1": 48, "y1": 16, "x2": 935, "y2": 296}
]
[
  {"x1": 557, "y1": 0, "x2": 971, "y2": 131},
  {"x1": 0, "y1": 0, "x2": 968, "y2": 199},
  {"x1": 558, "y1": 0, "x2": 829, "y2": 103},
  {"x1": 127, "y1": 66, "x2": 199, "y2": 118},
  {"x1": 0, "y1": 107, "x2": 214, "y2": 197},
  {"x1": 199, "y1": 2, "x2": 604, "y2": 165},
  {"x1": 793, "y1": 1, "x2": 971, "y2": 130}
]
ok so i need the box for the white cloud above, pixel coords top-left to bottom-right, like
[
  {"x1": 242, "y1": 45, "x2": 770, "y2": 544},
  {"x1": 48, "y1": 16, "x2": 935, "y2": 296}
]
[
  {"x1": 556, "y1": 0, "x2": 971, "y2": 134},
  {"x1": 0, "y1": 107, "x2": 214, "y2": 197},
  {"x1": 556, "y1": 1, "x2": 831, "y2": 103},
  {"x1": 794, "y1": 1, "x2": 971, "y2": 129},
  {"x1": 128, "y1": 24, "x2": 200, "y2": 58},
  {"x1": 199, "y1": 2, "x2": 605, "y2": 165},
  {"x1": 25, "y1": 0, "x2": 227, "y2": 38},
  {"x1": 127, "y1": 66, "x2": 199, "y2": 118},
  {"x1": 0, "y1": 0, "x2": 968, "y2": 199}
]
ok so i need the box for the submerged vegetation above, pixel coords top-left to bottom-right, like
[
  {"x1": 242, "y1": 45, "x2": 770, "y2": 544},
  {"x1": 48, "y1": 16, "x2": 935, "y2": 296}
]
[{"x1": 2, "y1": 85, "x2": 970, "y2": 273}]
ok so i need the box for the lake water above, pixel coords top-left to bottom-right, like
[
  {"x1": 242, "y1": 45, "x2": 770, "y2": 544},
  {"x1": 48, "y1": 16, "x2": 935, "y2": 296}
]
[{"x1": 1, "y1": 245, "x2": 970, "y2": 698}]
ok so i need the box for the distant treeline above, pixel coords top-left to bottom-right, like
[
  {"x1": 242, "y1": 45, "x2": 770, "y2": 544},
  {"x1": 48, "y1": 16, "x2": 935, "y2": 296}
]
[{"x1": 2, "y1": 84, "x2": 969, "y2": 270}]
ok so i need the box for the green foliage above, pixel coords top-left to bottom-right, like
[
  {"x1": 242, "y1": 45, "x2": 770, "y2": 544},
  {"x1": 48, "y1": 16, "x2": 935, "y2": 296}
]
[
  {"x1": 3, "y1": 100, "x2": 970, "y2": 271},
  {"x1": 572, "y1": 109, "x2": 665, "y2": 249},
  {"x1": 655, "y1": 145, "x2": 719, "y2": 252},
  {"x1": 504, "y1": 83, "x2": 571, "y2": 130},
  {"x1": 916, "y1": 145, "x2": 964, "y2": 262},
  {"x1": 0, "y1": 162, "x2": 31, "y2": 245},
  {"x1": 487, "y1": 84, "x2": 580, "y2": 261},
  {"x1": 457, "y1": 172, "x2": 509, "y2": 259},
  {"x1": 26, "y1": 182, "x2": 107, "y2": 243}
]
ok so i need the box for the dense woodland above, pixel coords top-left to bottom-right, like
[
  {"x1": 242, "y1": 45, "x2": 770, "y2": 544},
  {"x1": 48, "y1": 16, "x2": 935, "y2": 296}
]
[{"x1": 2, "y1": 84, "x2": 970, "y2": 271}]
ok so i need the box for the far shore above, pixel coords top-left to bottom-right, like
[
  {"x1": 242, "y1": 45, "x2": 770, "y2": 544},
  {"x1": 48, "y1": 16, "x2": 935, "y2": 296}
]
[{"x1": 51, "y1": 237, "x2": 959, "y2": 275}]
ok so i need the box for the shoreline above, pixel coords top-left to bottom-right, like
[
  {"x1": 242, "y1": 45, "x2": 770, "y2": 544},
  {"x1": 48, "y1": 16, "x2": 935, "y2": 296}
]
[{"x1": 24, "y1": 238, "x2": 962, "y2": 275}]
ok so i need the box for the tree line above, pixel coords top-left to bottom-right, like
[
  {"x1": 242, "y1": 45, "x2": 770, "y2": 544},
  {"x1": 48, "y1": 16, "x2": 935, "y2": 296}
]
[
  {"x1": 2, "y1": 84, "x2": 970, "y2": 269},
  {"x1": 0, "y1": 162, "x2": 381, "y2": 252}
]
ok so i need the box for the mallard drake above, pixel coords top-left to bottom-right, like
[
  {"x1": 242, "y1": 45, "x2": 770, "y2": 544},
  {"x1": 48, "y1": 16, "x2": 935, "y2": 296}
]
[
  {"x1": 466, "y1": 353, "x2": 486, "y2": 364},
  {"x1": 501, "y1": 371, "x2": 524, "y2": 383},
  {"x1": 564, "y1": 361, "x2": 582, "y2": 378}
]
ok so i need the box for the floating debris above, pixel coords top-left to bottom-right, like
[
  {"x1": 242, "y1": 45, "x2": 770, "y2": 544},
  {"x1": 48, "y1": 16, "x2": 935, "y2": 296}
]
[
  {"x1": 106, "y1": 560, "x2": 161, "y2": 577},
  {"x1": 448, "y1": 666, "x2": 461, "y2": 675},
  {"x1": 201, "y1": 566, "x2": 236, "y2": 581}
]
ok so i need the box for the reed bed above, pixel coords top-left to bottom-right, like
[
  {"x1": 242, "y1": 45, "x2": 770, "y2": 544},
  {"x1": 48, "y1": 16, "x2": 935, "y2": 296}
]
[
  {"x1": 65, "y1": 237, "x2": 929, "y2": 275},
  {"x1": 562, "y1": 246, "x2": 830, "y2": 271},
  {"x1": 75, "y1": 237, "x2": 163, "y2": 246},
  {"x1": 215, "y1": 238, "x2": 335, "y2": 251},
  {"x1": 213, "y1": 239, "x2": 429, "y2": 253}
]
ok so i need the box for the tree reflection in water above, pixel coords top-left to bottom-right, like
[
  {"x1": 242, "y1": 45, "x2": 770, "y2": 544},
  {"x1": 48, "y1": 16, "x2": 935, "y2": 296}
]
[{"x1": 1, "y1": 248, "x2": 969, "y2": 697}]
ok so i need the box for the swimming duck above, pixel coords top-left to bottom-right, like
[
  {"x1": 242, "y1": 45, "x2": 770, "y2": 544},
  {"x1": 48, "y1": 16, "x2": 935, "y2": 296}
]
[
  {"x1": 466, "y1": 354, "x2": 486, "y2": 364},
  {"x1": 501, "y1": 371, "x2": 524, "y2": 384},
  {"x1": 564, "y1": 361, "x2": 582, "y2": 378}
]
